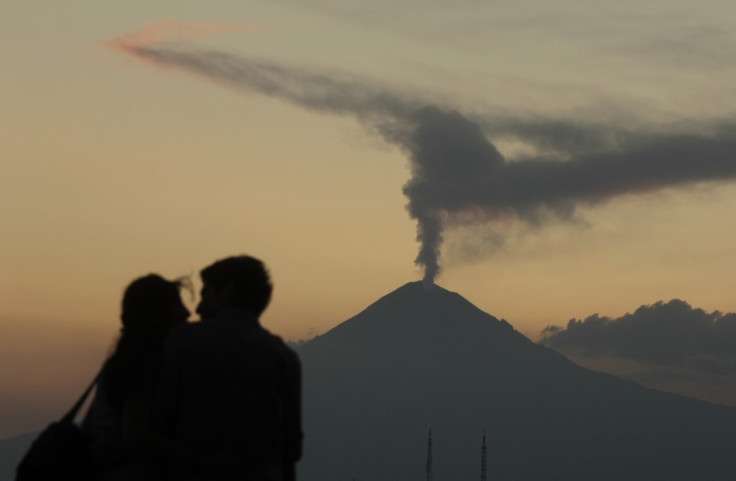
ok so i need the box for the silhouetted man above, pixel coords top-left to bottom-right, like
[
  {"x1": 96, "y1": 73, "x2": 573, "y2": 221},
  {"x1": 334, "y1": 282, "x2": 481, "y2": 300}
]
[{"x1": 158, "y1": 255, "x2": 302, "y2": 481}]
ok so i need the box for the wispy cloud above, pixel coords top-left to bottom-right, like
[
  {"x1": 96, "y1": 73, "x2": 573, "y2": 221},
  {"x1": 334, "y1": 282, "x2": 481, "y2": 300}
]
[
  {"x1": 105, "y1": 18, "x2": 254, "y2": 51},
  {"x1": 541, "y1": 300, "x2": 736, "y2": 375}
]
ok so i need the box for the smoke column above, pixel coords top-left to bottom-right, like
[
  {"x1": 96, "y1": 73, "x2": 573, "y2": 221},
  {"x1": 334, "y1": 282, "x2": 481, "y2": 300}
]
[{"x1": 110, "y1": 29, "x2": 736, "y2": 285}]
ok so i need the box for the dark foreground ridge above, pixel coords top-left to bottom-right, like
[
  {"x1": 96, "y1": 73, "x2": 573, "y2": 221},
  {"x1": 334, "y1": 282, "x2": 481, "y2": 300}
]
[{"x1": 297, "y1": 282, "x2": 736, "y2": 481}]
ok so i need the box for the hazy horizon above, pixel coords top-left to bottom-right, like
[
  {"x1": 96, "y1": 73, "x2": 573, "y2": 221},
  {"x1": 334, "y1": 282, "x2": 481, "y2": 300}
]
[{"x1": 4, "y1": 282, "x2": 736, "y2": 441}]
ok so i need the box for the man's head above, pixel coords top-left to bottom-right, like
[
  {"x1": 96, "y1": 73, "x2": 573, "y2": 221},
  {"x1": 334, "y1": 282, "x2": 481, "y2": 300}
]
[{"x1": 196, "y1": 255, "x2": 273, "y2": 319}]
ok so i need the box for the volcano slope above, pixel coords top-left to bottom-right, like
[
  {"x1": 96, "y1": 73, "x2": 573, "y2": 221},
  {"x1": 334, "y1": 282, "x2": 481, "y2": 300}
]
[{"x1": 296, "y1": 282, "x2": 736, "y2": 481}]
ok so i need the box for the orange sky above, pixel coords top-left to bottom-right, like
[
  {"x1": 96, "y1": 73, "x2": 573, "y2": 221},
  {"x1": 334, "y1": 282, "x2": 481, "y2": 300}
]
[{"x1": 3, "y1": 0, "x2": 736, "y2": 438}]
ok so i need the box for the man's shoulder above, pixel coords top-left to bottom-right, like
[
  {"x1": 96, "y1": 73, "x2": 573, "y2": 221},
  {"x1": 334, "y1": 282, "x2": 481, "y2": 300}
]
[
  {"x1": 255, "y1": 325, "x2": 292, "y2": 349},
  {"x1": 260, "y1": 330, "x2": 301, "y2": 367},
  {"x1": 244, "y1": 325, "x2": 299, "y2": 364}
]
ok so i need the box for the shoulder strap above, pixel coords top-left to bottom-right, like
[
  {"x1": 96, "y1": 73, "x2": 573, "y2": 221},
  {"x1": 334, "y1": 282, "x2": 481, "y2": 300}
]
[{"x1": 60, "y1": 369, "x2": 103, "y2": 424}]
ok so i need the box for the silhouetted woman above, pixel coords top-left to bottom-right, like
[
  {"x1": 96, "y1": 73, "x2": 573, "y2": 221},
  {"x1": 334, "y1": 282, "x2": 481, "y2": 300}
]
[{"x1": 82, "y1": 274, "x2": 189, "y2": 480}]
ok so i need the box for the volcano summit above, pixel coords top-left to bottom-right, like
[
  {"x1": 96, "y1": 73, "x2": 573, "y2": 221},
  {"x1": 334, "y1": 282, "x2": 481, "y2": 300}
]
[{"x1": 297, "y1": 282, "x2": 736, "y2": 481}]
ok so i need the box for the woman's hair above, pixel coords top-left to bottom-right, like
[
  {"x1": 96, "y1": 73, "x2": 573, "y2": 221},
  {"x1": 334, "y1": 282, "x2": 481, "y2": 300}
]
[
  {"x1": 103, "y1": 274, "x2": 189, "y2": 408},
  {"x1": 120, "y1": 274, "x2": 188, "y2": 337}
]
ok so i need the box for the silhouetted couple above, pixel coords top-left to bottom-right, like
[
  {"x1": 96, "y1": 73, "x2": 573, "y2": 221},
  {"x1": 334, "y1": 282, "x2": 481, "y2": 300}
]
[{"x1": 82, "y1": 255, "x2": 302, "y2": 481}]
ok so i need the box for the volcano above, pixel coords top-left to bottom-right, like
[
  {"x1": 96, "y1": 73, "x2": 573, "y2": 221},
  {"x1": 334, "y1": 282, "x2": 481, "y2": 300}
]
[{"x1": 296, "y1": 282, "x2": 736, "y2": 481}]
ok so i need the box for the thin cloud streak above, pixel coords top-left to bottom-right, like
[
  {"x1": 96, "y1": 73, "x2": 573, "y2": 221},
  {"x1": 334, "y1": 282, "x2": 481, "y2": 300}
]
[
  {"x1": 105, "y1": 18, "x2": 256, "y2": 51},
  {"x1": 111, "y1": 34, "x2": 736, "y2": 285}
]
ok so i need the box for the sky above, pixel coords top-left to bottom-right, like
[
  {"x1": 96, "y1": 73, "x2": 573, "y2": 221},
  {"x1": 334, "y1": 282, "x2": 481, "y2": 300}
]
[{"x1": 3, "y1": 0, "x2": 736, "y2": 438}]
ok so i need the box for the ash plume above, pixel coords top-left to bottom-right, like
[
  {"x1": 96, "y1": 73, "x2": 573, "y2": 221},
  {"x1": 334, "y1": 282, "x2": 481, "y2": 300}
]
[{"x1": 110, "y1": 32, "x2": 736, "y2": 284}]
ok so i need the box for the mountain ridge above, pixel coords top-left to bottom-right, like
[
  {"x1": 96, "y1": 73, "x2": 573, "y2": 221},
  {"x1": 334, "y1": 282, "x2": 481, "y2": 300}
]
[
  {"x1": 297, "y1": 282, "x2": 736, "y2": 481},
  {"x1": 304, "y1": 281, "x2": 527, "y2": 353}
]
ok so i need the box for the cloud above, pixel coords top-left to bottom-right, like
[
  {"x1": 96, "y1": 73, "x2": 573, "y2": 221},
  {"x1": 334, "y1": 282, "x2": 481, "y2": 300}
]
[
  {"x1": 110, "y1": 31, "x2": 736, "y2": 285},
  {"x1": 540, "y1": 299, "x2": 736, "y2": 375},
  {"x1": 105, "y1": 18, "x2": 254, "y2": 51}
]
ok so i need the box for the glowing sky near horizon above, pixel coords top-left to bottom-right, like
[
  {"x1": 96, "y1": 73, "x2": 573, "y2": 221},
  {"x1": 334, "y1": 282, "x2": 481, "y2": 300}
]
[{"x1": 3, "y1": 0, "x2": 736, "y2": 438}]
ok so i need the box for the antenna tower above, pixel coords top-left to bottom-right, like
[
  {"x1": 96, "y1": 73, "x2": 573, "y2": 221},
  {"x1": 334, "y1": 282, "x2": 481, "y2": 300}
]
[
  {"x1": 480, "y1": 431, "x2": 487, "y2": 481},
  {"x1": 426, "y1": 429, "x2": 433, "y2": 481}
]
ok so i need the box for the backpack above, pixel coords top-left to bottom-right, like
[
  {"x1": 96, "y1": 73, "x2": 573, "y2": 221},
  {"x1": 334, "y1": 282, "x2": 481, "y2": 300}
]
[{"x1": 16, "y1": 373, "x2": 100, "y2": 481}]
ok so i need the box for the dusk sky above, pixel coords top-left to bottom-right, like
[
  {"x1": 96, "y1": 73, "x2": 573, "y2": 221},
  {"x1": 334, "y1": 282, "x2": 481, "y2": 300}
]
[{"x1": 3, "y1": 0, "x2": 736, "y2": 438}]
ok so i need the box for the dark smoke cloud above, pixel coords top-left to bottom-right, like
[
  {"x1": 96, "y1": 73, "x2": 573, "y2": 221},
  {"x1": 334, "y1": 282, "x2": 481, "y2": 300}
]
[
  {"x1": 386, "y1": 108, "x2": 736, "y2": 284},
  {"x1": 118, "y1": 42, "x2": 736, "y2": 285},
  {"x1": 540, "y1": 300, "x2": 736, "y2": 375}
]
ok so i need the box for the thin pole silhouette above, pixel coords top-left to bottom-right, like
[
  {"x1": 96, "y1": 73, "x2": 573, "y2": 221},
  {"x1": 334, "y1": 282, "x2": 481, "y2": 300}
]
[
  {"x1": 426, "y1": 429, "x2": 433, "y2": 481},
  {"x1": 480, "y1": 431, "x2": 487, "y2": 481}
]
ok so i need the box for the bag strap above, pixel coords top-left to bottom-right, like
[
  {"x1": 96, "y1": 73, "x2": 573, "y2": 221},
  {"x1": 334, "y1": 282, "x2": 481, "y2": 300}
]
[{"x1": 60, "y1": 369, "x2": 103, "y2": 424}]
